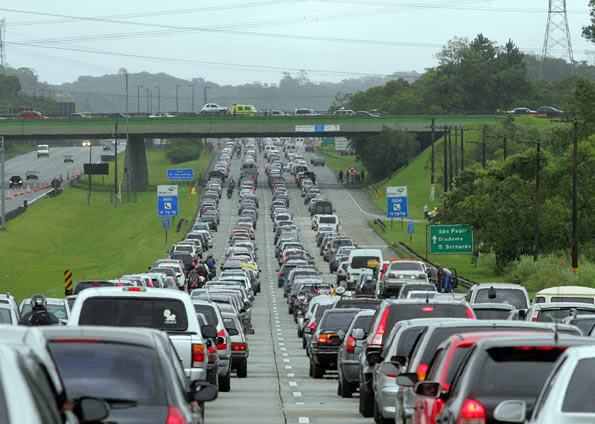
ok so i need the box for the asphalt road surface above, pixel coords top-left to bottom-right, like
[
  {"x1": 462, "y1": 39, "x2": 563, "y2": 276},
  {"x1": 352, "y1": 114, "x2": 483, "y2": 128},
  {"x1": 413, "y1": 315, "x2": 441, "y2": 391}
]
[
  {"x1": 205, "y1": 147, "x2": 390, "y2": 424},
  {"x1": 1, "y1": 145, "x2": 117, "y2": 215}
]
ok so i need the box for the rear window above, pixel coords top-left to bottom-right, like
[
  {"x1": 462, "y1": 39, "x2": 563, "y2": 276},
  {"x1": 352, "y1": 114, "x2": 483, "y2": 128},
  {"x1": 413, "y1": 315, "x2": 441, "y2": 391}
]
[
  {"x1": 537, "y1": 308, "x2": 595, "y2": 323},
  {"x1": 315, "y1": 304, "x2": 334, "y2": 320},
  {"x1": 78, "y1": 297, "x2": 189, "y2": 331},
  {"x1": 21, "y1": 303, "x2": 68, "y2": 320},
  {"x1": 223, "y1": 317, "x2": 240, "y2": 336},
  {"x1": 473, "y1": 309, "x2": 512, "y2": 320},
  {"x1": 351, "y1": 256, "x2": 380, "y2": 269},
  {"x1": 321, "y1": 311, "x2": 358, "y2": 330},
  {"x1": 385, "y1": 304, "x2": 470, "y2": 333},
  {"x1": 475, "y1": 288, "x2": 528, "y2": 309},
  {"x1": 551, "y1": 297, "x2": 595, "y2": 304},
  {"x1": 562, "y1": 358, "x2": 595, "y2": 412},
  {"x1": 314, "y1": 203, "x2": 333, "y2": 214},
  {"x1": 470, "y1": 347, "x2": 566, "y2": 397},
  {"x1": 335, "y1": 299, "x2": 382, "y2": 310},
  {"x1": 352, "y1": 315, "x2": 374, "y2": 332},
  {"x1": 0, "y1": 309, "x2": 12, "y2": 324},
  {"x1": 568, "y1": 318, "x2": 595, "y2": 335},
  {"x1": 389, "y1": 262, "x2": 424, "y2": 271},
  {"x1": 49, "y1": 342, "x2": 166, "y2": 405},
  {"x1": 194, "y1": 304, "x2": 218, "y2": 326},
  {"x1": 319, "y1": 217, "x2": 337, "y2": 224}
]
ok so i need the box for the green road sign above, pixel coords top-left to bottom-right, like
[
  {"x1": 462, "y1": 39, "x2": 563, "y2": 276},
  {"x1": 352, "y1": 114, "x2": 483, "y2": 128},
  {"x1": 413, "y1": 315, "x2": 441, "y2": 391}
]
[
  {"x1": 429, "y1": 225, "x2": 473, "y2": 254},
  {"x1": 321, "y1": 137, "x2": 335, "y2": 145}
]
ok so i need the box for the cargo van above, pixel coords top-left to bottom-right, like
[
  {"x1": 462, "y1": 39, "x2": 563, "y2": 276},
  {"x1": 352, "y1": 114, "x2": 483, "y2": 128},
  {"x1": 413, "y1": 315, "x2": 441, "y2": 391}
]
[
  {"x1": 229, "y1": 104, "x2": 257, "y2": 116},
  {"x1": 36, "y1": 144, "x2": 50, "y2": 158},
  {"x1": 346, "y1": 249, "x2": 383, "y2": 289}
]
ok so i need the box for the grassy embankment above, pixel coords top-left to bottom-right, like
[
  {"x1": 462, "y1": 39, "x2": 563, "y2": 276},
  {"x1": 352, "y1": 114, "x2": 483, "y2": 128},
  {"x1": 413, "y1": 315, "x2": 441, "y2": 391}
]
[{"x1": 0, "y1": 148, "x2": 212, "y2": 301}]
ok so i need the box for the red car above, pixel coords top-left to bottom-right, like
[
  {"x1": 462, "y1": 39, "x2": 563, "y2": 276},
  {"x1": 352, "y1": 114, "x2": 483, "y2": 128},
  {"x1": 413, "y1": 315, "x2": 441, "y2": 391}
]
[{"x1": 17, "y1": 110, "x2": 48, "y2": 119}]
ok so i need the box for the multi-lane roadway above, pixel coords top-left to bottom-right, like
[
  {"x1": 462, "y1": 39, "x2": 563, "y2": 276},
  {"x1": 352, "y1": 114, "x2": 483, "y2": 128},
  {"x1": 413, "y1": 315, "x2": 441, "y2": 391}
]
[{"x1": 205, "y1": 150, "x2": 390, "y2": 423}]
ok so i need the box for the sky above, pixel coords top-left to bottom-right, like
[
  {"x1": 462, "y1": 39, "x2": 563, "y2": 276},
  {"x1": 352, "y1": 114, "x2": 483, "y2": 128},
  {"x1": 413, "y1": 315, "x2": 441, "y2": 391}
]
[{"x1": 1, "y1": 0, "x2": 593, "y2": 85}]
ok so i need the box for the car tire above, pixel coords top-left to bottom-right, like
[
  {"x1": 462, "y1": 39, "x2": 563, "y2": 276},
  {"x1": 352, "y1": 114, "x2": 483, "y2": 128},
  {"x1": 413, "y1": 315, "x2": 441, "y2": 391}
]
[
  {"x1": 236, "y1": 359, "x2": 248, "y2": 378},
  {"x1": 297, "y1": 327, "x2": 303, "y2": 338},
  {"x1": 311, "y1": 360, "x2": 324, "y2": 379},
  {"x1": 288, "y1": 305, "x2": 293, "y2": 314},
  {"x1": 338, "y1": 376, "x2": 354, "y2": 398},
  {"x1": 302, "y1": 336, "x2": 307, "y2": 349},
  {"x1": 219, "y1": 369, "x2": 231, "y2": 392},
  {"x1": 359, "y1": 382, "x2": 374, "y2": 418}
]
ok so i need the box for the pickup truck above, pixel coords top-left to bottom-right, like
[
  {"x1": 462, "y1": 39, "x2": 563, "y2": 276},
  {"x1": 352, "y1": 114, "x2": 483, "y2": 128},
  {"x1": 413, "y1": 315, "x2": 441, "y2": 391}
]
[{"x1": 67, "y1": 286, "x2": 210, "y2": 385}]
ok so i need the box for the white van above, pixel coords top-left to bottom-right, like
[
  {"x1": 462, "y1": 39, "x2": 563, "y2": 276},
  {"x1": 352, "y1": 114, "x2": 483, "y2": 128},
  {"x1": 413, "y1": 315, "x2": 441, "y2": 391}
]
[
  {"x1": 346, "y1": 248, "x2": 383, "y2": 289},
  {"x1": 534, "y1": 286, "x2": 595, "y2": 304},
  {"x1": 312, "y1": 214, "x2": 339, "y2": 232},
  {"x1": 36, "y1": 144, "x2": 50, "y2": 158}
]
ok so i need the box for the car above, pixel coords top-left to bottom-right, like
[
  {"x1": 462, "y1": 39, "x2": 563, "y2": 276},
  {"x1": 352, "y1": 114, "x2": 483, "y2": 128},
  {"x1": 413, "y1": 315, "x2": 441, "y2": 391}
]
[
  {"x1": 295, "y1": 108, "x2": 316, "y2": 116},
  {"x1": 333, "y1": 108, "x2": 355, "y2": 116},
  {"x1": 200, "y1": 103, "x2": 228, "y2": 115},
  {"x1": 507, "y1": 107, "x2": 537, "y2": 114},
  {"x1": 0, "y1": 303, "x2": 18, "y2": 324},
  {"x1": 63, "y1": 154, "x2": 74, "y2": 163},
  {"x1": 67, "y1": 286, "x2": 211, "y2": 387},
  {"x1": 533, "y1": 285, "x2": 595, "y2": 304},
  {"x1": 355, "y1": 110, "x2": 380, "y2": 117},
  {"x1": 18, "y1": 110, "x2": 48, "y2": 119},
  {"x1": 221, "y1": 312, "x2": 249, "y2": 378},
  {"x1": 19, "y1": 297, "x2": 70, "y2": 322},
  {"x1": 41, "y1": 326, "x2": 218, "y2": 423},
  {"x1": 524, "y1": 302, "x2": 595, "y2": 322},
  {"x1": 494, "y1": 344, "x2": 595, "y2": 424},
  {"x1": 466, "y1": 282, "x2": 530, "y2": 310},
  {"x1": 562, "y1": 314, "x2": 595, "y2": 335},
  {"x1": 536, "y1": 105, "x2": 563, "y2": 117},
  {"x1": 433, "y1": 335, "x2": 594, "y2": 424},
  {"x1": 25, "y1": 170, "x2": 39, "y2": 180},
  {"x1": 9, "y1": 175, "x2": 23, "y2": 188},
  {"x1": 37, "y1": 144, "x2": 50, "y2": 157}
]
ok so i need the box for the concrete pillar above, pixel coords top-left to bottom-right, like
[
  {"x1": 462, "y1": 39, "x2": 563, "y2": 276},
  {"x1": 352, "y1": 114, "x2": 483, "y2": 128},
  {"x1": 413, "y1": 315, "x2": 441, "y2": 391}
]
[{"x1": 124, "y1": 136, "x2": 149, "y2": 192}]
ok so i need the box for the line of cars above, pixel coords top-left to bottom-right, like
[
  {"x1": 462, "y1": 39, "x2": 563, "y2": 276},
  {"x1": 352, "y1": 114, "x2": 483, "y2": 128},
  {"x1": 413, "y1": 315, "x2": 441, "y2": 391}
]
[
  {"x1": 263, "y1": 138, "x2": 595, "y2": 424},
  {"x1": 0, "y1": 143, "x2": 262, "y2": 423}
]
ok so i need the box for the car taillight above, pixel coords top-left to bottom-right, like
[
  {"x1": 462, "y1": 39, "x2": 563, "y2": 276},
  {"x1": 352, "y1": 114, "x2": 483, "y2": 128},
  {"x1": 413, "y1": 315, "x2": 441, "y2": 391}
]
[
  {"x1": 531, "y1": 310, "x2": 539, "y2": 322},
  {"x1": 432, "y1": 398, "x2": 445, "y2": 419},
  {"x1": 191, "y1": 343, "x2": 205, "y2": 366},
  {"x1": 318, "y1": 333, "x2": 337, "y2": 344},
  {"x1": 422, "y1": 306, "x2": 434, "y2": 312},
  {"x1": 232, "y1": 342, "x2": 248, "y2": 351},
  {"x1": 417, "y1": 362, "x2": 429, "y2": 381},
  {"x1": 309, "y1": 322, "x2": 317, "y2": 331},
  {"x1": 457, "y1": 398, "x2": 486, "y2": 424},
  {"x1": 166, "y1": 406, "x2": 186, "y2": 424},
  {"x1": 123, "y1": 287, "x2": 145, "y2": 292},
  {"x1": 279, "y1": 272, "x2": 285, "y2": 276},
  {"x1": 370, "y1": 307, "x2": 390, "y2": 347},
  {"x1": 216, "y1": 329, "x2": 227, "y2": 350},
  {"x1": 346, "y1": 335, "x2": 356, "y2": 354},
  {"x1": 465, "y1": 307, "x2": 475, "y2": 319}
]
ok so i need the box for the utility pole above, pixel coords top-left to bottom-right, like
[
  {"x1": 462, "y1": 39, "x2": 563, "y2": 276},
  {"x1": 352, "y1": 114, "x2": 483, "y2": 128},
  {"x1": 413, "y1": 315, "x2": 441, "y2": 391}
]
[
  {"x1": 87, "y1": 140, "x2": 92, "y2": 206},
  {"x1": 149, "y1": 89, "x2": 153, "y2": 114},
  {"x1": 155, "y1": 87, "x2": 160, "y2": 113},
  {"x1": 533, "y1": 140, "x2": 541, "y2": 262},
  {"x1": 137, "y1": 85, "x2": 143, "y2": 114},
  {"x1": 443, "y1": 125, "x2": 448, "y2": 194},
  {"x1": 203, "y1": 86, "x2": 210, "y2": 105},
  {"x1": 571, "y1": 121, "x2": 579, "y2": 272},
  {"x1": 176, "y1": 84, "x2": 182, "y2": 114},
  {"x1": 124, "y1": 70, "x2": 129, "y2": 117},
  {"x1": 430, "y1": 118, "x2": 435, "y2": 200},
  {"x1": 460, "y1": 126, "x2": 464, "y2": 172},
  {"x1": 481, "y1": 127, "x2": 487, "y2": 168},
  {"x1": 145, "y1": 88, "x2": 150, "y2": 114},
  {"x1": 503, "y1": 136, "x2": 508, "y2": 160},
  {"x1": 189, "y1": 84, "x2": 195, "y2": 114},
  {"x1": 448, "y1": 127, "x2": 453, "y2": 189},
  {"x1": 453, "y1": 126, "x2": 458, "y2": 176},
  {"x1": 0, "y1": 137, "x2": 5, "y2": 231},
  {"x1": 114, "y1": 122, "x2": 119, "y2": 208}
]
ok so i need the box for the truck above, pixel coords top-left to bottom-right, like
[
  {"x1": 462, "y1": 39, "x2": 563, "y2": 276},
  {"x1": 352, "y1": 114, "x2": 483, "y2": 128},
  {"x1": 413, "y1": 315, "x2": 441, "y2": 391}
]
[{"x1": 36, "y1": 144, "x2": 50, "y2": 158}]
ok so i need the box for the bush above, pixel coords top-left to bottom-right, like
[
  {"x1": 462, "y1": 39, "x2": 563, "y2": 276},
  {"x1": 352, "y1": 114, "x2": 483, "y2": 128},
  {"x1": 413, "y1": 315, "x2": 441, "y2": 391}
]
[
  {"x1": 505, "y1": 254, "x2": 595, "y2": 293},
  {"x1": 166, "y1": 140, "x2": 202, "y2": 164}
]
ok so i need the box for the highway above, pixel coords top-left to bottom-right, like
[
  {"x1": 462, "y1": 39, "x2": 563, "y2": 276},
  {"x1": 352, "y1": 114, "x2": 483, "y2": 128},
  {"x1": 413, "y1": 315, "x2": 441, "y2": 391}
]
[
  {"x1": 1, "y1": 145, "x2": 120, "y2": 215},
  {"x1": 205, "y1": 149, "x2": 389, "y2": 423}
]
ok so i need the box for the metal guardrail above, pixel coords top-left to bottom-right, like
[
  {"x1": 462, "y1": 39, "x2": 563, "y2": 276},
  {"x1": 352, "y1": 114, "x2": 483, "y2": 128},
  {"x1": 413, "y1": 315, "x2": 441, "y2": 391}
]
[{"x1": 374, "y1": 219, "x2": 387, "y2": 232}]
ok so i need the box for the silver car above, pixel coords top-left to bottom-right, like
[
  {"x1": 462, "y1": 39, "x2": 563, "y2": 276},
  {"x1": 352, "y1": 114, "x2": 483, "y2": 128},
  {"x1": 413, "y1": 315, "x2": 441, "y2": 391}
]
[
  {"x1": 494, "y1": 345, "x2": 595, "y2": 424},
  {"x1": 0, "y1": 304, "x2": 18, "y2": 325},
  {"x1": 221, "y1": 312, "x2": 249, "y2": 378},
  {"x1": 337, "y1": 309, "x2": 375, "y2": 398}
]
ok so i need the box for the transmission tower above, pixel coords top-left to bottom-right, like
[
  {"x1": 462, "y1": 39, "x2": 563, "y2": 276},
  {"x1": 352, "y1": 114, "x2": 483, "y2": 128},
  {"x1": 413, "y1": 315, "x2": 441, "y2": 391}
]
[
  {"x1": 0, "y1": 19, "x2": 6, "y2": 70},
  {"x1": 540, "y1": 0, "x2": 574, "y2": 78}
]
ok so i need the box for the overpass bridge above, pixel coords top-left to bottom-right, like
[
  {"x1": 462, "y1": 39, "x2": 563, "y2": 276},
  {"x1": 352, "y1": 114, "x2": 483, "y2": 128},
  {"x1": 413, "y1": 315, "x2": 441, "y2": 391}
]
[{"x1": 0, "y1": 115, "x2": 500, "y2": 191}]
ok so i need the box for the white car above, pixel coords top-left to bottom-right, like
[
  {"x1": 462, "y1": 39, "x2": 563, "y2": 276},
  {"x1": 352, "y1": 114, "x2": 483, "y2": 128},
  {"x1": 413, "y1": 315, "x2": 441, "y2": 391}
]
[{"x1": 201, "y1": 103, "x2": 228, "y2": 115}]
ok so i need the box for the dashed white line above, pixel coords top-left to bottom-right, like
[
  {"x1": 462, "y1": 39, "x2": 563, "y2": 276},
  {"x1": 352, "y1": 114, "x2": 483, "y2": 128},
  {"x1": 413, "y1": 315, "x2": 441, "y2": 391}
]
[
  {"x1": 292, "y1": 391, "x2": 302, "y2": 398},
  {"x1": 289, "y1": 381, "x2": 297, "y2": 387},
  {"x1": 298, "y1": 417, "x2": 309, "y2": 424}
]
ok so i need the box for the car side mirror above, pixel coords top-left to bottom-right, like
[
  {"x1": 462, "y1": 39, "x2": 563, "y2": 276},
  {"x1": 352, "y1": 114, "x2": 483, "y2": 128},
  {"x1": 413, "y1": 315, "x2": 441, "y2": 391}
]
[
  {"x1": 73, "y1": 397, "x2": 110, "y2": 423},
  {"x1": 193, "y1": 382, "x2": 218, "y2": 402},
  {"x1": 391, "y1": 355, "x2": 407, "y2": 368},
  {"x1": 518, "y1": 309, "x2": 527, "y2": 320},
  {"x1": 366, "y1": 351, "x2": 382, "y2": 366},
  {"x1": 395, "y1": 372, "x2": 418, "y2": 388},
  {"x1": 247, "y1": 328, "x2": 255, "y2": 335},
  {"x1": 351, "y1": 328, "x2": 366, "y2": 340},
  {"x1": 493, "y1": 400, "x2": 527, "y2": 423},
  {"x1": 59, "y1": 319, "x2": 68, "y2": 326},
  {"x1": 414, "y1": 381, "x2": 441, "y2": 398},
  {"x1": 201, "y1": 324, "x2": 217, "y2": 339}
]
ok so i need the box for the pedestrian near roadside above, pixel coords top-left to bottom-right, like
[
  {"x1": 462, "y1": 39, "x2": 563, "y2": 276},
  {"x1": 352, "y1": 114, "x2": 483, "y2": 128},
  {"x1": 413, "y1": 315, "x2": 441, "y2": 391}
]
[
  {"x1": 442, "y1": 268, "x2": 453, "y2": 293},
  {"x1": 423, "y1": 204, "x2": 429, "y2": 219},
  {"x1": 436, "y1": 266, "x2": 444, "y2": 292},
  {"x1": 338, "y1": 169, "x2": 344, "y2": 184},
  {"x1": 360, "y1": 169, "x2": 365, "y2": 183}
]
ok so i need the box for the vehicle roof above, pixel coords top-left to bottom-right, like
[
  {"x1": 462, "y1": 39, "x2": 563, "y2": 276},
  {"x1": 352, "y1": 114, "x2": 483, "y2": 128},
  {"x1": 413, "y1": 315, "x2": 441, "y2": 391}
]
[
  {"x1": 532, "y1": 302, "x2": 595, "y2": 309},
  {"x1": 72, "y1": 286, "x2": 192, "y2": 300},
  {"x1": 535, "y1": 286, "x2": 595, "y2": 295},
  {"x1": 383, "y1": 298, "x2": 469, "y2": 306},
  {"x1": 472, "y1": 283, "x2": 528, "y2": 291},
  {"x1": 417, "y1": 319, "x2": 579, "y2": 332},
  {"x1": 473, "y1": 334, "x2": 592, "y2": 349},
  {"x1": 40, "y1": 326, "x2": 163, "y2": 347}
]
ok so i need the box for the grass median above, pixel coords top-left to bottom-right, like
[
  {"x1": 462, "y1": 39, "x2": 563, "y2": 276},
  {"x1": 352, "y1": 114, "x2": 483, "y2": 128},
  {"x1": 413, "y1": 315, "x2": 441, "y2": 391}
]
[{"x1": 0, "y1": 148, "x2": 212, "y2": 301}]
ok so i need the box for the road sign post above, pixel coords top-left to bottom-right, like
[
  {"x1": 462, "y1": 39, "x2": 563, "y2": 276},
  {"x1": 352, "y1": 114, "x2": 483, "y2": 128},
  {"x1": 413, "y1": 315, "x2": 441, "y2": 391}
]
[
  {"x1": 157, "y1": 185, "x2": 179, "y2": 217},
  {"x1": 162, "y1": 216, "x2": 171, "y2": 243},
  {"x1": 387, "y1": 186, "x2": 408, "y2": 221},
  {"x1": 407, "y1": 221, "x2": 414, "y2": 245},
  {"x1": 429, "y1": 225, "x2": 473, "y2": 254},
  {"x1": 64, "y1": 269, "x2": 73, "y2": 296}
]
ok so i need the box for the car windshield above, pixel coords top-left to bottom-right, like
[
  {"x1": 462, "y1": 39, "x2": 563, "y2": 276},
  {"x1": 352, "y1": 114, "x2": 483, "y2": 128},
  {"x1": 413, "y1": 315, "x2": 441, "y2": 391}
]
[
  {"x1": 78, "y1": 297, "x2": 189, "y2": 331},
  {"x1": 223, "y1": 317, "x2": 240, "y2": 336},
  {"x1": 475, "y1": 288, "x2": 528, "y2": 309},
  {"x1": 0, "y1": 309, "x2": 12, "y2": 324},
  {"x1": 335, "y1": 299, "x2": 381, "y2": 310},
  {"x1": 21, "y1": 303, "x2": 68, "y2": 319},
  {"x1": 49, "y1": 342, "x2": 166, "y2": 405},
  {"x1": 385, "y1": 304, "x2": 470, "y2": 335}
]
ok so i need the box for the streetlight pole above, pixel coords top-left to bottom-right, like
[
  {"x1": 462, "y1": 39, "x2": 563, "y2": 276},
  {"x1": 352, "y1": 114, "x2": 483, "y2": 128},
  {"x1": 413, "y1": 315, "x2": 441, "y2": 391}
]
[
  {"x1": 430, "y1": 118, "x2": 435, "y2": 201},
  {"x1": 176, "y1": 84, "x2": 182, "y2": 114},
  {"x1": 155, "y1": 87, "x2": 160, "y2": 113},
  {"x1": 189, "y1": 84, "x2": 195, "y2": 114},
  {"x1": 0, "y1": 137, "x2": 5, "y2": 231},
  {"x1": 124, "y1": 70, "x2": 128, "y2": 117},
  {"x1": 145, "y1": 88, "x2": 150, "y2": 114},
  {"x1": 203, "y1": 86, "x2": 210, "y2": 105},
  {"x1": 571, "y1": 121, "x2": 579, "y2": 272},
  {"x1": 137, "y1": 85, "x2": 143, "y2": 114},
  {"x1": 533, "y1": 140, "x2": 541, "y2": 262}
]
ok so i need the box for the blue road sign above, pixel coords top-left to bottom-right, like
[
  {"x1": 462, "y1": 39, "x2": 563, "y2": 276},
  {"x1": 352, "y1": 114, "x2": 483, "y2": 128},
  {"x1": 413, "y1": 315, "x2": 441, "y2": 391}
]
[
  {"x1": 162, "y1": 217, "x2": 172, "y2": 230},
  {"x1": 158, "y1": 196, "x2": 178, "y2": 217},
  {"x1": 167, "y1": 168, "x2": 194, "y2": 181},
  {"x1": 387, "y1": 196, "x2": 408, "y2": 218},
  {"x1": 407, "y1": 221, "x2": 414, "y2": 234}
]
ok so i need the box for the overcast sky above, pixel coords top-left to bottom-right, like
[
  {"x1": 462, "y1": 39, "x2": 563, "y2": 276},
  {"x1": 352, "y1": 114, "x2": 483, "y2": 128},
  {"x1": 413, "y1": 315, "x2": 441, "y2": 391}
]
[{"x1": 2, "y1": 0, "x2": 593, "y2": 85}]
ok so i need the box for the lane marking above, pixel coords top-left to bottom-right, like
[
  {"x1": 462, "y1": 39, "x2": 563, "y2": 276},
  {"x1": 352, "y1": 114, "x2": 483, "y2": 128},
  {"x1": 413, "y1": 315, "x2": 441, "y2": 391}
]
[
  {"x1": 298, "y1": 417, "x2": 309, "y2": 424},
  {"x1": 296, "y1": 402, "x2": 305, "y2": 405},
  {"x1": 287, "y1": 372, "x2": 294, "y2": 377},
  {"x1": 285, "y1": 365, "x2": 292, "y2": 369},
  {"x1": 289, "y1": 381, "x2": 297, "y2": 387},
  {"x1": 293, "y1": 391, "x2": 302, "y2": 398},
  {"x1": 283, "y1": 358, "x2": 290, "y2": 363}
]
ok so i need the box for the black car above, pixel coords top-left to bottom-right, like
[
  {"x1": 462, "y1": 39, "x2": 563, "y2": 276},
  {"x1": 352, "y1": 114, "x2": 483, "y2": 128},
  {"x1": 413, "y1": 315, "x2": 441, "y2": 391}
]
[
  {"x1": 536, "y1": 105, "x2": 563, "y2": 117},
  {"x1": 25, "y1": 170, "x2": 39, "y2": 180},
  {"x1": 308, "y1": 308, "x2": 360, "y2": 378},
  {"x1": 9, "y1": 175, "x2": 23, "y2": 188},
  {"x1": 63, "y1": 155, "x2": 74, "y2": 163}
]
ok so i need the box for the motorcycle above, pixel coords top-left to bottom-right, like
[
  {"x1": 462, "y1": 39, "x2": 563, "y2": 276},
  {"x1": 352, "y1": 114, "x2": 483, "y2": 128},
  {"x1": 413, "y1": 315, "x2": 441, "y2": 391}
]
[{"x1": 227, "y1": 187, "x2": 233, "y2": 199}]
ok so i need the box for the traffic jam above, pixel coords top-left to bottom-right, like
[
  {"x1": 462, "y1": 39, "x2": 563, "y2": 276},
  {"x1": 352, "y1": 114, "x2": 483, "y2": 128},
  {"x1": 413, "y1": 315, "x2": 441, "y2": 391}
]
[{"x1": 1, "y1": 137, "x2": 595, "y2": 424}]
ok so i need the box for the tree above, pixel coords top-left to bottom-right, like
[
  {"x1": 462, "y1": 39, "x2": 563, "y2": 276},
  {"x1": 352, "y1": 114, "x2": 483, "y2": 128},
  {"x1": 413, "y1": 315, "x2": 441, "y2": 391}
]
[{"x1": 583, "y1": 0, "x2": 595, "y2": 44}]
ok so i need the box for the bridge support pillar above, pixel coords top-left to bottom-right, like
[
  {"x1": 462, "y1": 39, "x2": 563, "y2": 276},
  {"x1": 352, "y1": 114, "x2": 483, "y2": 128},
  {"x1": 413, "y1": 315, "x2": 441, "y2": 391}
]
[{"x1": 123, "y1": 136, "x2": 149, "y2": 192}]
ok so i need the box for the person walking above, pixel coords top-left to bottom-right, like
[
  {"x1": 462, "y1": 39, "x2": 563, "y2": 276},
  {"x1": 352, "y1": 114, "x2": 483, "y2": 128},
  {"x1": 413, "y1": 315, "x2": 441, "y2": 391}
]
[
  {"x1": 338, "y1": 169, "x2": 344, "y2": 184},
  {"x1": 442, "y1": 268, "x2": 454, "y2": 293},
  {"x1": 360, "y1": 169, "x2": 365, "y2": 183},
  {"x1": 423, "y1": 204, "x2": 429, "y2": 220}
]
